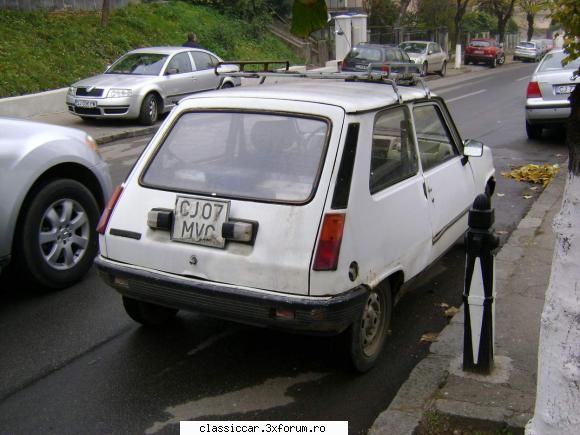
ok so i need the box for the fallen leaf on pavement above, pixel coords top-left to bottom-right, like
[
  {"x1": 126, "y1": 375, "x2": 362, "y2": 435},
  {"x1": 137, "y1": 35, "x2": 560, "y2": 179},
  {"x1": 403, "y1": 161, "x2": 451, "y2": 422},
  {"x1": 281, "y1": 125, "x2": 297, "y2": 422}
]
[
  {"x1": 420, "y1": 333, "x2": 439, "y2": 343},
  {"x1": 501, "y1": 163, "x2": 560, "y2": 187},
  {"x1": 496, "y1": 193, "x2": 505, "y2": 197},
  {"x1": 444, "y1": 306, "x2": 460, "y2": 318},
  {"x1": 523, "y1": 194, "x2": 533, "y2": 199}
]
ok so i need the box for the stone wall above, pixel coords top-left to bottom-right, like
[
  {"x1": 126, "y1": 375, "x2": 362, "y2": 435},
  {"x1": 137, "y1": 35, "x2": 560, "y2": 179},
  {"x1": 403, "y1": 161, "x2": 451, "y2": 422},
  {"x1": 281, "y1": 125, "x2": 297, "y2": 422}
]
[{"x1": 0, "y1": 0, "x2": 129, "y2": 11}]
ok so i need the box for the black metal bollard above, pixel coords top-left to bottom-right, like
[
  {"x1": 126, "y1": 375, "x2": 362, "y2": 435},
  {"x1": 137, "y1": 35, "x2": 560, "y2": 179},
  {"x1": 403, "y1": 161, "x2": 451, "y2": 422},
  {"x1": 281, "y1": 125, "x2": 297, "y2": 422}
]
[{"x1": 463, "y1": 193, "x2": 499, "y2": 374}]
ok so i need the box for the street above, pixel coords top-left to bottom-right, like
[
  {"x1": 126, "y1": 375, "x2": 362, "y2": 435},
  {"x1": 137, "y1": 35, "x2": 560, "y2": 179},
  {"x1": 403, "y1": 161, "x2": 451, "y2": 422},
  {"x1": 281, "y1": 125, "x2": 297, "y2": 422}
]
[{"x1": 0, "y1": 62, "x2": 568, "y2": 434}]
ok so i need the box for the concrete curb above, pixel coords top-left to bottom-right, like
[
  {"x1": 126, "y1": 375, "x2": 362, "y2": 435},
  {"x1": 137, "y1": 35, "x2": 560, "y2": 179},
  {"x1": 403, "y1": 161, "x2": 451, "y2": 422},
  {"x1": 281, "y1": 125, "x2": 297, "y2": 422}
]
[{"x1": 369, "y1": 166, "x2": 567, "y2": 435}]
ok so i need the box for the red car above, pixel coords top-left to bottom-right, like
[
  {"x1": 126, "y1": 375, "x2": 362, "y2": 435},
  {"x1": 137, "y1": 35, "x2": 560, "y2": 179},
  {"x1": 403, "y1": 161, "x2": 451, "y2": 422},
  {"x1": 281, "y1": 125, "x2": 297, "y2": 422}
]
[{"x1": 464, "y1": 38, "x2": 505, "y2": 68}]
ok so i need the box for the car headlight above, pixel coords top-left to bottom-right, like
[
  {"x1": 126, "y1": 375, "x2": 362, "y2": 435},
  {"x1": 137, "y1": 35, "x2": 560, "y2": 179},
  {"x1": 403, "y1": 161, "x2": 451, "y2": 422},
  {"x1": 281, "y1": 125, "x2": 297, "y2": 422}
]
[
  {"x1": 68, "y1": 87, "x2": 77, "y2": 96},
  {"x1": 107, "y1": 88, "x2": 132, "y2": 98}
]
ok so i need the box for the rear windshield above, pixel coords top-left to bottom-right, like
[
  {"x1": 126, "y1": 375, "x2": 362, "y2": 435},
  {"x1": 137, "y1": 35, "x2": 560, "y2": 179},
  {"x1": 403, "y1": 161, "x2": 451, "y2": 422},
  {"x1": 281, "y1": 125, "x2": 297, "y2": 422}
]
[
  {"x1": 141, "y1": 112, "x2": 329, "y2": 203},
  {"x1": 539, "y1": 52, "x2": 580, "y2": 72},
  {"x1": 400, "y1": 42, "x2": 427, "y2": 54},
  {"x1": 518, "y1": 42, "x2": 535, "y2": 48},
  {"x1": 345, "y1": 47, "x2": 383, "y2": 62},
  {"x1": 470, "y1": 40, "x2": 491, "y2": 48}
]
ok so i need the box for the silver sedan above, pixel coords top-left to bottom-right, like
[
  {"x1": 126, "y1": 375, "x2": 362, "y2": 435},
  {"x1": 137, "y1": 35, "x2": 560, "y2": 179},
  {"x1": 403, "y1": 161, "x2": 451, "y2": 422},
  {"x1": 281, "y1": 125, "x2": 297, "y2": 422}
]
[
  {"x1": 66, "y1": 47, "x2": 240, "y2": 125},
  {"x1": 0, "y1": 118, "x2": 113, "y2": 289},
  {"x1": 399, "y1": 41, "x2": 448, "y2": 76},
  {"x1": 525, "y1": 49, "x2": 580, "y2": 139}
]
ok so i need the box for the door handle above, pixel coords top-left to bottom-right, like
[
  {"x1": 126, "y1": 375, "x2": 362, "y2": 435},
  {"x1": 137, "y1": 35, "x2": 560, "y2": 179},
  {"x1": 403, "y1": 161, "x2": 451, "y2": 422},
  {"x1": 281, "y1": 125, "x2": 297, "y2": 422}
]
[{"x1": 422, "y1": 183, "x2": 428, "y2": 199}]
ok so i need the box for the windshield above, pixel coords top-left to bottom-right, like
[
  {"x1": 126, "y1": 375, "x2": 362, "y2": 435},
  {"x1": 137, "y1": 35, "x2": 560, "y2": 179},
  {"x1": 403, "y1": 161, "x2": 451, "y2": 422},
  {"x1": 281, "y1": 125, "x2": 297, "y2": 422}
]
[
  {"x1": 142, "y1": 112, "x2": 329, "y2": 203},
  {"x1": 400, "y1": 42, "x2": 427, "y2": 54},
  {"x1": 106, "y1": 53, "x2": 168, "y2": 75},
  {"x1": 539, "y1": 52, "x2": 580, "y2": 72},
  {"x1": 470, "y1": 40, "x2": 491, "y2": 48}
]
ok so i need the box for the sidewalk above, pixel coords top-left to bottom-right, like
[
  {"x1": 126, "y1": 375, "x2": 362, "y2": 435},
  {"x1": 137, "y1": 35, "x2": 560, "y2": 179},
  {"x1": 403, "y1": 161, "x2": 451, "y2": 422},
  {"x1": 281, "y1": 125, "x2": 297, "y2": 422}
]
[{"x1": 370, "y1": 167, "x2": 566, "y2": 434}]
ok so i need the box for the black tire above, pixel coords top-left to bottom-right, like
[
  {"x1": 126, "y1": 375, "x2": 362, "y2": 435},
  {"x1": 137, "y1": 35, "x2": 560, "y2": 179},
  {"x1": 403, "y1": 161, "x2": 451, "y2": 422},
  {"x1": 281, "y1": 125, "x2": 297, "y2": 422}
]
[
  {"x1": 464, "y1": 58, "x2": 470, "y2": 65},
  {"x1": 421, "y1": 61, "x2": 428, "y2": 77},
  {"x1": 526, "y1": 121, "x2": 543, "y2": 140},
  {"x1": 138, "y1": 93, "x2": 159, "y2": 126},
  {"x1": 439, "y1": 61, "x2": 447, "y2": 77},
  {"x1": 490, "y1": 57, "x2": 497, "y2": 68},
  {"x1": 123, "y1": 296, "x2": 178, "y2": 326},
  {"x1": 15, "y1": 179, "x2": 100, "y2": 289},
  {"x1": 220, "y1": 81, "x2": 234, "y2": 89},
  {"x1": 347, "y1": 282, "x2": 392, "y2": 372}
]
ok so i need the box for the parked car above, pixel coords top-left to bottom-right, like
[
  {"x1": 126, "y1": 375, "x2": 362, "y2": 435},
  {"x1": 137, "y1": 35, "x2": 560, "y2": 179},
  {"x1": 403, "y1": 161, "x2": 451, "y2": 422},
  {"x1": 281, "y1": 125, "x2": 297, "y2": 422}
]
[
  {"x1": 95, "y1": 72, "x2": 495, "y2": 372},
  {"x1": 399, "y1": 40, "x2": 448, "y2": 76},
  {"x1": 341, "y1": 43, "x2": 420, "y2": 76},
  {"x1": 464, "y1": 38, "x2": 505, "y2": 68},
  {"x1": 525, "y1": 49, "x2": 580, "y2": 139},
  {"x1": 66, "y1": 47, "x2": 241, "y2": 126},
  {"x1": 0, "y1": 118, "x2": 113, "y2": 289},
  {"x1": 514, "y1": 40, "x2": 544, "y2": 62}
]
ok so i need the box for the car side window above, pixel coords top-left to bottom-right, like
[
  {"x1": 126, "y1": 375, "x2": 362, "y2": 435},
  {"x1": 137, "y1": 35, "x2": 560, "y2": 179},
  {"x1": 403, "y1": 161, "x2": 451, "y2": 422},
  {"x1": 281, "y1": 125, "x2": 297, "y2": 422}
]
[
  {"x1": 370, "y1": 106, "x2": 419, "y2": 194},
  {"x1": 166, "y1": 53, "x2": 193, "y2": 75},
  {"x1": 191, "y1": 52, "x2": 213, "y2": 71},
  {"x1": 413, "y1": 104, "x2": 459, "y2": 172},
  {"x1": 432, "y1": 43, "x2": 441, "y2": 53}
]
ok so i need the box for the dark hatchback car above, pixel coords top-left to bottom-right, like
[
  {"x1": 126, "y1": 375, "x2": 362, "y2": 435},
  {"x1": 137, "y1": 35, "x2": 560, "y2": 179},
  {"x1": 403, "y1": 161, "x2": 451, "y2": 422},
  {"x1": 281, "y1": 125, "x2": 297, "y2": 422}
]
[{"x1": 341, "y1": 43, "x2": 420, "y2": 75}]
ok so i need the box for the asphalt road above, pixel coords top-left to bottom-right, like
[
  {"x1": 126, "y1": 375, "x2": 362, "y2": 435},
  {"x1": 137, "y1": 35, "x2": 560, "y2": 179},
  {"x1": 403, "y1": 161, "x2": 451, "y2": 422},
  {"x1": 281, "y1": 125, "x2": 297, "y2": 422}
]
[{"x1": 0, "y1": 63, "x2": 568, "y2": 434}]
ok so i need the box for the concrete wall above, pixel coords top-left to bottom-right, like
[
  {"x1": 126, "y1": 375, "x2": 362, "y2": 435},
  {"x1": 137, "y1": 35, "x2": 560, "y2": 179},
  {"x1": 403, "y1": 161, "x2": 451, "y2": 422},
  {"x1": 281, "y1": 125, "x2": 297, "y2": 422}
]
[
  {"x1": 0, "y1": 0, "x2": 129, "y2": 11},
  {"x1": 0, "y1": 88, "x2": 68, "y2": 118}
]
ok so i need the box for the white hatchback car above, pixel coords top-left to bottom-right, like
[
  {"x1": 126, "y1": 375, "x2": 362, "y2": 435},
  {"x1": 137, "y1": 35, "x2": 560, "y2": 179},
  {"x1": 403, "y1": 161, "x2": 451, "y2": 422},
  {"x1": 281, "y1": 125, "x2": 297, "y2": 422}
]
[{"x1": 95, "y1": 73, "x2": 495, "y2": 371}]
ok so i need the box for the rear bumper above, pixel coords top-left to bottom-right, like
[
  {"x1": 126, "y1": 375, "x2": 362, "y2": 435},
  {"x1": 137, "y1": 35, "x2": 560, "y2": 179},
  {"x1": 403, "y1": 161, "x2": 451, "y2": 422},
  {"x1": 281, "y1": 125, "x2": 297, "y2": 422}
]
[
  {"x1": 465, "y1": 53, "x2": 495, "y2": 62},
  {"x1": 95, "y1": 256, "x2": 368, "y2": 334},
  {"x1": 526, "y1": 101, "x2": 571, "y2": 123}
]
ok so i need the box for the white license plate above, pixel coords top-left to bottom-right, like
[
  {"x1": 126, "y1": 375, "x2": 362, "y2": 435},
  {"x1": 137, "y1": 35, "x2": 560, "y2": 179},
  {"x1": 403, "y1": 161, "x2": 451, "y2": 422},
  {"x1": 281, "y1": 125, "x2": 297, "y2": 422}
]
[
  {"x1": 172, "y1": 196, "x2": 230, "y2": 248},
  {"x1": 473, "y1": 50, "x2": 484, "y2": 55},
  {"x1": 75, "y1": 99, "x2": 97, "y2": 108},
  {"x1": 555, "y1": 85, "x2": 575, "y2": 95}
]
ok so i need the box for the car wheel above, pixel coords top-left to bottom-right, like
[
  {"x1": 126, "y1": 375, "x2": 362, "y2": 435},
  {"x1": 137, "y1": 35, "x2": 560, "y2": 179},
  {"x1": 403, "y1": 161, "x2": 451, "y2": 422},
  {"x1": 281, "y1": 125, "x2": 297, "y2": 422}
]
[
  {"x1": 490, "y1": 57, "x2": 497, "y2": 68},
  {"x1": 464, "y1": 58, "x2": 470, "y2": 65},
  {"x1": 439, "y1": 61, "x2": 447, "y2": 77},
  {"x1": 138, "y1": 93, "x2": 159, "y2": 126},
  {"x1": 123, "y1": 296, "x2": 178, "y2": 326},
  {"x1": 347, "y1": 282, "x2": 392, "y2": 372},
  {"x1": 16, "y1": 179, "x2": 100, "y2": 289},
  {"x1": 497, "y1": 54, "x2": 505, "y2": 65},
  {"x1": 220, "y1": 81, "x2": 234, "y2": 89},
  {"x1": 421, "y1": 62, "x2": 428, "y2": 77},
  {"x1": 526, "y1": 121, "x2": 543, "y2": 140}
]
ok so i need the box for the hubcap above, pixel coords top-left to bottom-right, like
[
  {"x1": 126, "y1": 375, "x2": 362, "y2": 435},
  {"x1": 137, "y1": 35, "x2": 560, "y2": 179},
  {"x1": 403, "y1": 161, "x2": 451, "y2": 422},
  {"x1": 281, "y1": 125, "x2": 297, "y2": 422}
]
[
  {"x1": 360, "y1": 291, "x2": 384, "y2": 356},
  {"x1": 148, "y1": 98, "x2": 158, "y2": 121},
  {"x1": 38, "y1": 199, "x2": 90, "y2": 270}
]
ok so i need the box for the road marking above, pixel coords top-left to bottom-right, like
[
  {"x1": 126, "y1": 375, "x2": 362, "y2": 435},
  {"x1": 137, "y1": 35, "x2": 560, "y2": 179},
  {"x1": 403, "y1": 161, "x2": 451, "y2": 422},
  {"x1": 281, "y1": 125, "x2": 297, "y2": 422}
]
[
  {"x1": 446, "y1": 89, "x2": 487, "y2": 103},
  {"x1": 431, "y1": 78, "x2": 489, "y2": 94},
  {"x1": 516, "y1": 75, "x2": 530, "y2": 81}
]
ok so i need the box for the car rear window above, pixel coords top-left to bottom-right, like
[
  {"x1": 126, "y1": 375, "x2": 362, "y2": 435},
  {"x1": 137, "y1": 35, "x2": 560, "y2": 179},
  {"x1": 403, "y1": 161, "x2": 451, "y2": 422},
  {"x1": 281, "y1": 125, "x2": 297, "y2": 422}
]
[
  {"x1": 539, "y1": 52, "x2": 580, "y2": 72},
  {"x1": 345, "y1": 47, "x2": 383, "y2": 63},
  {"x1": 141, "y1": 112, "x2": 329, "y2": 203},
  {"x1": 518, "y1": 42, "x2": 535, "y2": 48},
  {"x1": 470, "y1": 40, "x2": 491, "y2": 48}
]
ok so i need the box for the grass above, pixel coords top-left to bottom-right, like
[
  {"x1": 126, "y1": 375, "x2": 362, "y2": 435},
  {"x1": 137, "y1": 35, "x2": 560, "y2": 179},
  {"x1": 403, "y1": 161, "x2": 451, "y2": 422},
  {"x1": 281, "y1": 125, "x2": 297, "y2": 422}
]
[{"x1": 0, "y1": 1, "x2": 302, "y2": 98}]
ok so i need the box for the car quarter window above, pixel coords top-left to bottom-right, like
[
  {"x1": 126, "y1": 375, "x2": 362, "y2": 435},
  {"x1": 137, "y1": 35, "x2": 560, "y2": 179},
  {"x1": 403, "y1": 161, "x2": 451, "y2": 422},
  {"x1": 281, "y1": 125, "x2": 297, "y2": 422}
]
[
  {"x1": 370, "y1": 106, "x2": 419, "y2": 194},
  {"x1": 166, "y1": 53, "x2": 193, "y2": 74},
  {"x1": 413, "y1": 104, "x2": 459, "y2": 172},
  {"x1": 191, "y1": 52, "x2": 215, "y2": 70},
  {"x1": 432, "y1": 43, "x2": 441, "y2": 53}
]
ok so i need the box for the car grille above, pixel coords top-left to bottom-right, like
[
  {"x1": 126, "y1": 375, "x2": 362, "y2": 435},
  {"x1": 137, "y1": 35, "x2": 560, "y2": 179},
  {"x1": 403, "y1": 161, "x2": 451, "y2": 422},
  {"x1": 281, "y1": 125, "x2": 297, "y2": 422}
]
[
  {"x1": 73, "y1": 107, "x2": 101, "y2": 115},
  {"x1": 76, "y1": 87, "x2": 104, "y2": 97}
]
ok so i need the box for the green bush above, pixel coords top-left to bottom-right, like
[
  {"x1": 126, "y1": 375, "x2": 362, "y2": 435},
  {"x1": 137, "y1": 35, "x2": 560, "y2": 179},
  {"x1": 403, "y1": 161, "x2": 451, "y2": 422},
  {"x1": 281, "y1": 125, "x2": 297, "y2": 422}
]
[{"x1": 0, "y1": 1, "x2": 302, "y2": 98}]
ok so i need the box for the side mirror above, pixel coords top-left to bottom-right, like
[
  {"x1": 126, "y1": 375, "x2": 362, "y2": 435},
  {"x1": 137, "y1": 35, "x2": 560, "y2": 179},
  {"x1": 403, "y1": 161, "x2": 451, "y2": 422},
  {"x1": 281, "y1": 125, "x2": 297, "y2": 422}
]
[{"x1": 463, "y1": 139, "x2": 484, "y2": 157}]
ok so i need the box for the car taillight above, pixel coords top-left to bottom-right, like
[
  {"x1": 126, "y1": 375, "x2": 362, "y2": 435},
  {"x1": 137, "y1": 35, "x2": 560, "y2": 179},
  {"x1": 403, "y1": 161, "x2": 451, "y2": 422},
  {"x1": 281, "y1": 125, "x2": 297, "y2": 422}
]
[
  {"x1": 96, "y1": 185, "x2": 124, "y2": 235},
  {"x1": 381, "y1": 64, "x2": 390, "y2": 73},
  {"x1": 527, "y1": 81, "x2": 542, "y2": 98},
  {"x1": 313, "y1": 213, "x2": 346, "y2": 271}
]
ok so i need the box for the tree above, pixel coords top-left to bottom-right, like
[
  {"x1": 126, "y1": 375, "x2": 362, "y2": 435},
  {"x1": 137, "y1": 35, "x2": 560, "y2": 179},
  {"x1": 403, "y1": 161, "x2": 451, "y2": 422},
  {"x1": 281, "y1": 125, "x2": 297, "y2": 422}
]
[
  {"x1": 526, "y1": 1, "x2": 580, "y2": 434},
  {"x1": 453, "y1": 0, "x2": 471, "y2": 48},
  {"x1": 481, "y1": 0, "x2": 517, "y2": 43},
  {"x1": 101, "y1": 0, "x2": 110, "y2": 27},
  {"x1": 290, "y1": 0, "x2": 328, "y2": 38},
  {"x1": 519, "y1": 0, "x2": 549, "y2": 41}
]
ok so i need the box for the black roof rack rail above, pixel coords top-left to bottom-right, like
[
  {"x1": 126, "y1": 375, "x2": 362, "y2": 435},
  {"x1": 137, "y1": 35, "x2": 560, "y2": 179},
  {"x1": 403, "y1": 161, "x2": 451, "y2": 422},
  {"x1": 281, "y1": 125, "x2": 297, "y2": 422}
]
[{"x1": 214, "y1": 60, "x2": 431, "y2": 99}]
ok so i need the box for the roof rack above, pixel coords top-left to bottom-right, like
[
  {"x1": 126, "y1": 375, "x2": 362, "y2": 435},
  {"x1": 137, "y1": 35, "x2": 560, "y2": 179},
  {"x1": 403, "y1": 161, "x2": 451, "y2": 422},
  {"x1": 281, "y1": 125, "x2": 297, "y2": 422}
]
[{"x1": 214, "y1": 61, "x2": 432, "y2": 100}]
